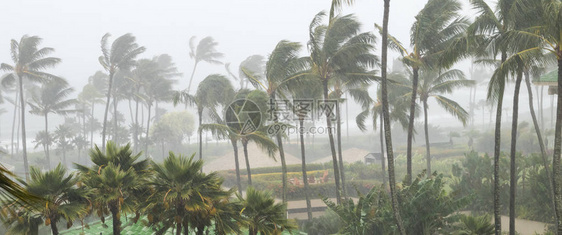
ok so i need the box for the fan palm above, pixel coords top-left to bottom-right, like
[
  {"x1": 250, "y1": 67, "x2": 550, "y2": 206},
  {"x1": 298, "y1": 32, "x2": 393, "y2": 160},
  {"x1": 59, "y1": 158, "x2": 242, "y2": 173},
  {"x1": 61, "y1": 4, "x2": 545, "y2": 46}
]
[
  {"x1": 242, "y1": 40, "x2": 309, "y2": 203},
  {"x1": 28, "y1": 79, "x2": 76, "y2": 169},
  {"x1": 15, "y1": 164, "x2": 89, "y2": 235},
  {"x1": 144, "y1": 152, "x2": 231, "y2": 235},
  {"x1": 74, "y1": 142, "x2": 149, "y2": 235},
  {"x1": 239, "y1": 187, "x2": 295, "y2": 235},
  {"x1": 187, "y1": 36, "x2": 224, "y2": 93},
  {"x1": 98, "y1": 33, "x2": 145, "y2": 152},
  {"x1": 0, "y1": 35, "x2": 62, "y2": 181},
  {"x1": 308, "y1": 10, "x2": 377, "y2": 204}
]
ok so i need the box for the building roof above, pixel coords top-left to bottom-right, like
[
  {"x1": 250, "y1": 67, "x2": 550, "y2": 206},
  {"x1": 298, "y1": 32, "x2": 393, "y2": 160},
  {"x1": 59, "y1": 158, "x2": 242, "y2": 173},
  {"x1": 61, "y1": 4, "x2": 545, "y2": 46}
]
[{"x1": 534, "y1": 70, "x2": 557, "y2": 85}]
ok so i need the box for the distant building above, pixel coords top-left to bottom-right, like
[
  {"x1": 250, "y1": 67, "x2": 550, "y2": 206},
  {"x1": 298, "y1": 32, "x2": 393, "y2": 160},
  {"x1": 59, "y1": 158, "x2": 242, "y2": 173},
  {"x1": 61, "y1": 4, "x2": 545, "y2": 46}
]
[
  {"x1": 364, "y1": 153, "x2": 383, "y2": 165},
  {"x1": 533, "y1": 70, "x2": 557, "y2": 95}
]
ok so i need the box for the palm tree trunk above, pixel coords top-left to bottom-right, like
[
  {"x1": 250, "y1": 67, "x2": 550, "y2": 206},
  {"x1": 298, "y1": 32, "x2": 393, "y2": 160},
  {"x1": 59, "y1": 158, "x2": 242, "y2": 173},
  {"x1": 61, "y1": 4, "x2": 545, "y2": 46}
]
[
  {"x1": 509, "y1": 68, "x2": 523, "y2": 235},
  {"x1": 299, "y1": 119, "x2": 313, "y2": 220},
  {"x1": 336, "y1": 99, "x2": 346, "y2": 196},
  {"x1": 110, "y1": 202, "x2": 121, "y2": 235},
  {"x1": 134, "y1": 97, "x2": 140, "y2": 153},
  {"x1": 321, "y1": 80, "x2": 342, "y2": 204},
  {"x1": 379, "y1": 114, "x2": 386, "y2": 187},
  {"x1": 11, "y1": 89, "x2": 18, "y2": 158},
  {"x1": 381, "y1": 1, "x2": 405, "y2": 233},
  {"x1": 176, "y1": 220, "x2": 182, "y2": 235},
  {"x1": 90, "y1": 102, "x2": 95, "y2": 149},
  {"x1": 49, "y1": 217, "x2": 59, "y2": 235},
  {"x1": 145, "y1": 103, "x2": 152, "y2": 156},
  {"x1": 44, "y1": 114, "x2": 51, "y2": 170},
  {"x1": 187, "y1": 62, "x2": 199, "y2": 93},
  {"x1": 113, "y1": 96, "x2": 118, "y2": 143},
  {"x1": 231, "y1": 139, "x2": 242, "y2": 195},
  {"x1": 406, "y1": 67, "x2": 419, "y2": 185},
  {"x1": 524, "y1": 70, "x2": 556, "y2": 223},
  {"x1": 182, "y1": 221, "x2": 189, "y2": 235},
  {"x1": 271, "y1": 92, "x2": 289, "y2": 203},
  {"x1": 243, "y1": 140, "x2": 252, "y2": 185},
  {"x1": 102, "y1": 71, "x2": 114, "y2": 152},
  {"x1": 198, "y1": 110, "x2": 203, "y2": 162},
  {"x1": 493, "y1": 52, "x2": 507, "y2": 235},
  {"x1": 18, "y1": 75, "x2": 29, "y2": 182},
  {"x1": 552, "y1": 58, "x2": 562, "y2": 234},
  {"x1": 423, "y1": 99, "x2": 431, "y2": 178}
]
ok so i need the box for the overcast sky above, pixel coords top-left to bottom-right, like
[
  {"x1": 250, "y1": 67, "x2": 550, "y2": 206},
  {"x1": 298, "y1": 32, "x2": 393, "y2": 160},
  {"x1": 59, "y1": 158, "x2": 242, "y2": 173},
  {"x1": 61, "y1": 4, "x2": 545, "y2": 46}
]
[{"x1": 0, "y1": 0, "x2": 547, "y2": 140}]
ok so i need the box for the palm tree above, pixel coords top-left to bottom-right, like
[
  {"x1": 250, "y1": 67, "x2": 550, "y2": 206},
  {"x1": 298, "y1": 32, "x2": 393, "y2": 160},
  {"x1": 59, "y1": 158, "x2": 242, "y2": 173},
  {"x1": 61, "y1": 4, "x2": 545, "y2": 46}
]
[
  {"x1": 0, "y1": 35, "x2": 62, "y2": 181},
  {"x1": 144, "y1": 152, "x2": 231, "y2": 235},
  {"x1": 239, "y1": 187, "x2": 295, "y2": 235},
  {"x1": 356, "y1": 72, "x2": 411, "y2": 187},
  {"x1": 187, "y1": 36, "x2": 224, "y2": 93},
  {"x1": 415, "y1": 69, "x2": 473, "y2": 177},
  {"x1": 174, "y1": 74, "x2": 234, "y2": 163},
  {"x1": 33, "y1": 131, "x2": 52, "y2": 167},
  {"x1": 98, "y1": 33, "x2": 145, "y2": 152},
  {"x1": 142, "y1": 59, "x2": 177, "y2": 156},
  {"x1": 72, "y1": 135, "x2": 89, "y2": 163},
  {"x1": 16, "y1": 164, "x2": 89, "y2": 235},
  {"x1": 234, "y1": 90, "x2": 278, "y2": 186},
  {"x1": 468, "y1": 0, "x2": 524, "y2": 232},
  {"x1": 74, "y1": 142, "x2": 149, "y2": 235},
  {"x1": 380, "y1": 0, "x2": 406, "y2": 233},
  {"x1": 28, "y1": 79, "x2": 76, "y2": 169},
  {"x1": 378, "y1": 0, "x2": 469, "y2": 184},
  {"x1": 129, "y1": 55, "x2": 180, "y2": 153},
  {"x1": 308, "y1": 10, "x2": 377, "y2": 204},
  {"x1": 292, "y1": 77, "x2": 322, "y2": 220},
  {"x1": 225, "y1": 55, "x2": 264, "y2": 89},
  {"x1": 242, "y1": 40, "x2": 309, "y2": 203},
  {"x1": 80, "y1": 71, "x2": 107, "y2": 148},
  {"x1": 54, "y1": 123, "x2": 75, "y2": 167}
]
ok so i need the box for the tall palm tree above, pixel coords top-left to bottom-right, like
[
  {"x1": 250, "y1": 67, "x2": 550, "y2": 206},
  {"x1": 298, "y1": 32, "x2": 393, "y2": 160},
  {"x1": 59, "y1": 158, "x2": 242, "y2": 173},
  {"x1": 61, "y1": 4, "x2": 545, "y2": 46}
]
[
  {"x1": 380, "y1": 0, "x2": 406, "y2": 233},
  {"x1": 80, "y1": 71, "x2": 107, "y2": 148},
  {"x1": 236, "y1": 90, "x2": 278, "y2": 186},
  {"x1": 356, "y1": 72, "x2": 411, "y2": 187},
  {"x1": 0, "y1": 35, "x2": 62, "y2": 181},
  {"x1": 187, "y1": 36, "x2": 224, "y2": 93},
  {"x1": 378, "y1": 0, "x2": 469, "y2": 184},
  {"x1": 28, "y1": 79, "x2": 76, "y2": 169},
  {"x1": 308, "y1": 10, "x2": 377, "y2": 204},
  {"x1": 144, "y1": 152, "x2": 230, "y2": 235},
  {"x1": 54, "y1": 123, "x2": 75, "y2": 167},
  {"x1": 415, "y1": 69, "x2": 473, "y2": 177},
  {"x1": 16, "y1": 164, "x2": 89, "y2": 235},
  {"x1": 292, "y1": 77, "x2": 322, "y2": 220},
  {"x1": 225, "y1": 55, "x2": 264, "y2": 89},
  {"x1": 174, "y1": 74, "x2": 234, "y2": 163},
  {"x1": 243, "y1": 40, "x2": 309, "y2": 203},
  {"x1": 142, "y1": 62, "x2": 177, "y2": 157},
  {"x1": 468, "y1": 0, "x2": 525, "y2": 232},
  {"x1": 74, "y1": 142, "x2": 149, "y2": 235},
  {"x1": 496, "y1": 1, "x2": 562, "y2": 231},
  {"x1": 239, "y1": 187, "x2": 295, "y2": 235},
  {"x1": 98, "y1": 33, "x2": 145, "y2": 152}
]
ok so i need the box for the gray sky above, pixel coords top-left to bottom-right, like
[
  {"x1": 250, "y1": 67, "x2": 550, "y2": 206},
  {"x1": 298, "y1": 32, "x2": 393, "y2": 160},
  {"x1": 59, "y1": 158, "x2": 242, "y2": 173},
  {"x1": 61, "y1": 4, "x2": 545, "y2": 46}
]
[{"x1": 0, "y1": 0, "x2": 546, "y2": 140}]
